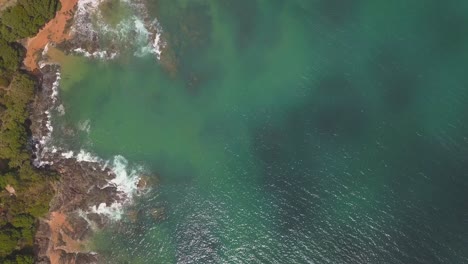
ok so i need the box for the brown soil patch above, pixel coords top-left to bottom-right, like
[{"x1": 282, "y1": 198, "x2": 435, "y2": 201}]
[
  {"x1": 23, "y1": 0, "x2": 79, "y2": 71},
  {"x1": 47, "y1": 212, "x2": 87, "y2": 264}
]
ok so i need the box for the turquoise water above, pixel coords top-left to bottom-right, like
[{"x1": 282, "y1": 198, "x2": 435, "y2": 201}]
[{"x1": 57, "y1": 0, "x2": 468, "y2": 263}]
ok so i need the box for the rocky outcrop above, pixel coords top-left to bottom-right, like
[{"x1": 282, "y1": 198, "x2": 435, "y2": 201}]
[
  {"x1": 31, "y1": 64, "x2": 124, "y2": 264},
  {"x1": 28, "y1": 1, "x2": 168, "y2": 262},
  {"x1": 34, "y1": 158, "x2": 121, "y2": 264}
]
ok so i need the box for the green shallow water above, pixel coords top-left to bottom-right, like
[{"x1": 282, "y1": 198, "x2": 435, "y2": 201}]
[{"x1": 56, "y1": 0, "x2": 468, "y2": 263}]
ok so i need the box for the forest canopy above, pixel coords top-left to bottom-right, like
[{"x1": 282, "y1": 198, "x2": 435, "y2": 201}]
[
  {"x1": 0, "y1": 0, "x2": 60, "y2": 82},
  {"x1": 0, "y1": 0, "x2": 60, "y2": 263},
  {"x1": 0, "y1": 0, "x2": 60, "y2": 42}
]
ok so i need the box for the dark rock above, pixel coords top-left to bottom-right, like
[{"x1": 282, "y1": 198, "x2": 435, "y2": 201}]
[
  {"x1": 32, "y1": 64, "x2": 123, "y2": 264},
  {"x1": 149, "y1": 207, "x2": 166, "y2": 221}
]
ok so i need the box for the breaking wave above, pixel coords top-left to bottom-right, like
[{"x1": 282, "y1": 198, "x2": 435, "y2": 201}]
[
  {"x1": 63, "y1": 151, "x2": 142, "y2": 221},
  {"x1": 32, "y1": 0, "x2": 163, "y2": 223},
  {"x1": 71, "y1": 0, "x2": 165, "y2": 61},
  {"x1": 33, "y1": 63, "x2": 144, "y2": 222},
  {"x1": 43, "y1": 146, "x2": 144, "y2": 221}
]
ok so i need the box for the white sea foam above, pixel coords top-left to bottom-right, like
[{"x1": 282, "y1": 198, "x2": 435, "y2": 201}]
[
  {"x1": 134, "y1": 18, "x2": 165, "y2": 59},
  {"x1": 33, "y1": 68, "x2": 62, "y2": 167},
  {"x1": 83, "y1": 154, "x2": 142, "y2": 221},
  {"x1": 55, "y1": 149, "x2": 142, "y2": 221},
  {"x1": 60, "y1": 150, "x2": 141, "y2": 220},
  {"x1": 153, "y1": 32, "x2": 163, "y2": 59},
  {"x1": 133, "y1": 17, "x2": 152, "y2": 57},
  {"x1": 31, "y1": 66, "x2": 143, "y2": 221},
  {"x1": 76, "y1": 149, "x2": 101, "y2": 163},
  {"x1": 61, "y1": 151, "x2": 74, "y2": 159},
  {"x1": 109, "y1": 155, "x2": 141, "y2": 199},
  {"x1": 51, "y1": 147, "x2": 58, "y2": 153},
  {"x1": 90, "y1": 202, "x2": 124, "y2": 220},
  {"x1": 78, "y1": 119, "x2": 91, "y2": 134},
  {"x1": 56, "y1": 104, "x2": 65, "y2": 116},
  {"x1": 73, "y1": 47, "x2": 118, "y2": 60},
  {"x1": 73, "y1": 0, "x2": 102, "y2": 38},
  {"x1": 72, "y1": 0, "x2": 119, "y2": 59},
  {"x1": 73, "y1": 0, "x2": 165, "y2": 61},
  {"x1": 152, "y1": 19, "x2": 166, "y2": 60},
  {"x1": 32, "y1": 0, "x2": 151, "y2": 223}
]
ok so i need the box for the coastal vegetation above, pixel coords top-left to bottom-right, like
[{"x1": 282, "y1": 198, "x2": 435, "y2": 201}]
[
  {"x1": 0, "y1": 0, "x2": 60, "y2": 42},
  {"x1": 0, "y1": 0, "x2": 60, "y2": 262}
]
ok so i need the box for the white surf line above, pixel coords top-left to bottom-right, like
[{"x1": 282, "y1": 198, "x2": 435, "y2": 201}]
[{"x1": 33, "y1": 63, "x2": 142, "y2": 222}]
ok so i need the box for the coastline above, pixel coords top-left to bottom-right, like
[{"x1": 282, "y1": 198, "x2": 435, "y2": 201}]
[
  {"x1": 23, "y1": 0, "x2": 79, "y2": 72},
  {"x1": 10, "y1": 1, "x2": 468, "y2": 263},
  {"x1": 24, "y1": 0, "x2": 170, "y2": 262},
  {"x1": 24, "y1": 1, "x2": 140, "y2": 263},
  {"x1": 31, "y1": 63, "x2": 146, "y2": 263},
  {"x1": 31, "y1": 63, "x2": 121, "y2": 264}
]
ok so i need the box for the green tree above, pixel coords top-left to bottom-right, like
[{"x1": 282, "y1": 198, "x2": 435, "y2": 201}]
[
  {"x1": 0, "y1": 229, "x2": 19, "y2": 257},
  {"x1": 16, "y1": 255, "x2": 34, "y2": 264},
  {"x1": 11, "y1": 214, "x2": 35, "y2": 228},
  {"x1": 0, "y1": 0, "x2": 60, "y2": 41},
  {"x1": 0, "y1": 0, "x2": 60, "y2": 261},
  {"x1": 0, "y1": 40, "x2": 24, "y2": 73}
]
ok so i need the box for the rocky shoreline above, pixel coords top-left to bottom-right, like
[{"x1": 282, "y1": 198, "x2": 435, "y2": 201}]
[
  {"x1": 25, "y1": 0, "x2": 173, "y2": 262},
  {"x1": 31, "y1": 63, "x2": 124, "y2": 264}
]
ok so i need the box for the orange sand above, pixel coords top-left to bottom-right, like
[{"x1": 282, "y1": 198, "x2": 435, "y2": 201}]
[
  {"x1": 24, "y1": 0, "x2": 79, "y2": 71},
  {"x1": 47, "y1": 212, "x2": 87, "y2": 264},
  {"x1": 25, "y1": 3, "x2": 91, "y2": 262}
]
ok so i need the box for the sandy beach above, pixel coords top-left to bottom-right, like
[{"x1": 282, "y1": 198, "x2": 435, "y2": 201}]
[{"x1": 23, "y1": 0, "x2": 78, "y2": 71}]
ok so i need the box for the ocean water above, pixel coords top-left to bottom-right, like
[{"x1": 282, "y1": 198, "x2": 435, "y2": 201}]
[{"x1": 54, "y1": 0, "x2": 468, "y2": 263}]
